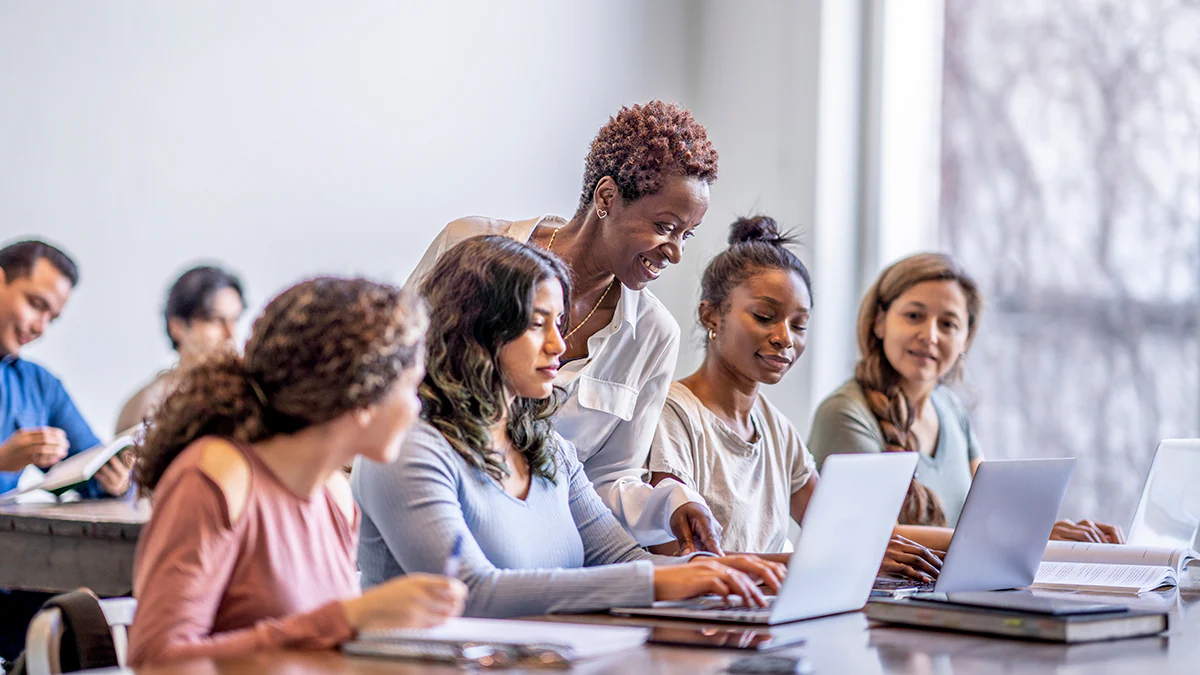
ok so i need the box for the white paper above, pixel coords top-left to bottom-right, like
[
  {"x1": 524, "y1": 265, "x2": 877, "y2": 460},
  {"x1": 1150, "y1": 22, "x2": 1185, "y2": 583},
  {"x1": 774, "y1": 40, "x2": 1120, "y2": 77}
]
[{"x1": 359, "y1": 617, "x2": 648, "y2": 659}]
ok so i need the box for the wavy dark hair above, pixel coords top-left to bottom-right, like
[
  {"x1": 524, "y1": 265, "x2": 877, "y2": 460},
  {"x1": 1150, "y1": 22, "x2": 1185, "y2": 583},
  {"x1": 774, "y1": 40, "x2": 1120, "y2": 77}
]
[
  {"x1": 134, "y1": 277, "x2": 427, "y2": 494},
  {"x1": 855, "y1": 252, "x2": 983, "y2": 526},
  {"x1": 419, "y1": 235, "x2": 572, "y2": 483}
]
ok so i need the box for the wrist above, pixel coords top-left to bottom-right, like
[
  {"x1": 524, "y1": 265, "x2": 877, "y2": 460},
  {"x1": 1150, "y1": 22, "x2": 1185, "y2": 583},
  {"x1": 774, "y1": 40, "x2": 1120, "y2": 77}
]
[
  {"x1": 0, "y1": 448, "x2": 21, "y2": 472},
  {"x1": 651, "y1": 568, "x2": 666, "y2": 600},
  {"x1": 341, "y1": 597, "x2": 369, "y2": 630}
]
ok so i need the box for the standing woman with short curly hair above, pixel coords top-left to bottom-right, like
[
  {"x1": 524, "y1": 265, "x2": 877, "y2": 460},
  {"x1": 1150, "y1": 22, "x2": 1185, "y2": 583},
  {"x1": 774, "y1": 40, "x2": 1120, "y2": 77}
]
[
  {"x1": 406, "y1": 101, "x2": 724, "y2": 553},
  {"x1": 128, "y1": 278, "x2": 466, "y2": 666}
]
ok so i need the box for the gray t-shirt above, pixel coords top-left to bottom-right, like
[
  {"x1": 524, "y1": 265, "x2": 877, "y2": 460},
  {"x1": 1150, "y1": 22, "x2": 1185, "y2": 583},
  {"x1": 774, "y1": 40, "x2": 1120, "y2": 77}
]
[
  {"x1": 807, "y1": 379, "x2": 982, "y2": 527},
  {"x1": 649, "y1": 382, "x2": 817, "y2": 553}
]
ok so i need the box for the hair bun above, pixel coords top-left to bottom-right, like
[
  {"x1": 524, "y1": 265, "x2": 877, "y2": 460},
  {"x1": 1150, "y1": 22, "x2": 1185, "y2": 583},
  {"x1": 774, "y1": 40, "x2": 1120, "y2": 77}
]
[{"x1": 728, "y1": 215, "x2": 790, "y2": 247}]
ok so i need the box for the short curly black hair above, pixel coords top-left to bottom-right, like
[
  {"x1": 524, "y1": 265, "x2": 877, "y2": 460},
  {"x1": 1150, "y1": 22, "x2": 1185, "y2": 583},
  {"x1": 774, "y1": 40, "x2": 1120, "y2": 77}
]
[{"x1": 577, "y1": 101, "x2": 719, "y2": 214}]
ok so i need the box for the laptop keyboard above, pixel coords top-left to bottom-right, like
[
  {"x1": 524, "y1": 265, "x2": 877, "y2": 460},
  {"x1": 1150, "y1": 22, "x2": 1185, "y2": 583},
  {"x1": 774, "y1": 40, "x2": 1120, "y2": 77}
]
[
  {"x1": 873, "y1": 576, "x2": 935, "y2": 592},
  {"x1": 710, "y1": 603, "x2": 771, "y2": 613},
  {"x1": 672, "y1": 596, "x2": 776, "y2": 611}
]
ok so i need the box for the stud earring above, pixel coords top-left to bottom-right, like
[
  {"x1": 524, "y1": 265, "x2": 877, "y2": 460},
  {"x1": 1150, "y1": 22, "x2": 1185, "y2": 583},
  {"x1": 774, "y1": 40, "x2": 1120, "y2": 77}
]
[{"x1": 597, "y1": 208, "x2": 608, "y2": 219}]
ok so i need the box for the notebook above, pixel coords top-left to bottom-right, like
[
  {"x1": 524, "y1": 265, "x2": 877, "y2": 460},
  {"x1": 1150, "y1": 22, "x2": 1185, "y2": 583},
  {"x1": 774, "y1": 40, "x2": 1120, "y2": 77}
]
[
  {"x1": 0, "y1": 432, "x2": 135, "y2": 502},
  {"x1": 343, "y1": 617, "x2": 648, "y2": 665},
  {"x1": 1033, "y1": 541, "x2": 1199, "y2": 594},
  {"x1": 866, "y1": 595, "x2": 1168, "y2": 643}
]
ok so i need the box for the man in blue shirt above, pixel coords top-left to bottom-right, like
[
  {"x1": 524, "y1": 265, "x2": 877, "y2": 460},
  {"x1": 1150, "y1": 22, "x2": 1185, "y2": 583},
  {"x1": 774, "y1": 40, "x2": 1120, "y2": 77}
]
[{"x1": 0, "y1": 239, "x2": 133, "y2": 666}]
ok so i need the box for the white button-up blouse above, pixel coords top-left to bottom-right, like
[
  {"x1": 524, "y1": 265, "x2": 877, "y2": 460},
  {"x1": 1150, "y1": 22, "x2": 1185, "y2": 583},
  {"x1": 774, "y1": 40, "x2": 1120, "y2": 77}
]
[{"x1": 406, "y1": 215, "x2": 707, "y2": 545}]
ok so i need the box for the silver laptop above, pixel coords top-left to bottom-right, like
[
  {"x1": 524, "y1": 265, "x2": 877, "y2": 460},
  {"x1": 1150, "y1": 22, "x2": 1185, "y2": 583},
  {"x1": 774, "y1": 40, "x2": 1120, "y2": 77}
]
[
  {"x1": 875, "y1": 458, "x2": 1075, "y2": 595},
  {"x1": 610, "y1": 452, "x2": 919, "y2": 625},
  {"x1": 1128, "y1": 439, "x2": 1200, "y2": 549}
]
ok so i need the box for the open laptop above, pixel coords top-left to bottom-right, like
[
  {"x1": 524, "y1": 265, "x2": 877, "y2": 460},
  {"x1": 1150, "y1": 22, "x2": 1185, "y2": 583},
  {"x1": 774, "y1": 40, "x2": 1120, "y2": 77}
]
[
  {"x1": 874, "y1": 458, "x2": 1075, "y2": 595},
  {"x1": 1127, "y1": 439, "x2": 1200, "y2": 549},
  {"x1": 610, "y1": 452, "x2": 919, "y2": 625}
]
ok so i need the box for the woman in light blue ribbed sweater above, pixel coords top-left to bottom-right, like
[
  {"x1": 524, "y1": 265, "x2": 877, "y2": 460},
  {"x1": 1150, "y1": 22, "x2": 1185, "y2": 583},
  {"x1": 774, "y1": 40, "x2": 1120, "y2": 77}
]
[{"x1": 352, "y1": 236, "x2": 785, "y2": 618}]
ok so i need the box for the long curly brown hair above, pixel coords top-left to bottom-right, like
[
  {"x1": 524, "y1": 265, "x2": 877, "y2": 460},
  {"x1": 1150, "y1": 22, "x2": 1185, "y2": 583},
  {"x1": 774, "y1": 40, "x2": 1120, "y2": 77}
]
[
  {"x1": 855, "y1": 253, "x2": 982, "y2": 526},
  {"x1": 134, "y1": 277, "x2": 427, "y2": 494},
  {"x1": 577, "y1": 100, "x2": 719, "y2": 215}
]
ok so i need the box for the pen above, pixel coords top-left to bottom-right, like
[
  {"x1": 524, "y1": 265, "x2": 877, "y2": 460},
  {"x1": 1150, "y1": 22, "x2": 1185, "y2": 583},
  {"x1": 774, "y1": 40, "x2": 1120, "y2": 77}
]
[{"x1": 443, "y1": 532, "x2": 464, "y2": 578}]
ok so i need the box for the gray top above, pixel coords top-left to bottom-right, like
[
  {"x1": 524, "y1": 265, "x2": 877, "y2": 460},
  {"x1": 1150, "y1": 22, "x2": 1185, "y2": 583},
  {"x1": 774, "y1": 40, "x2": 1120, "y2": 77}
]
[
  {"x1": 351, "y1": 421, "x2": 678, "y2": 617},
  {"x1": 807, "y1": 379, "x2": 982, "y2": 527}
]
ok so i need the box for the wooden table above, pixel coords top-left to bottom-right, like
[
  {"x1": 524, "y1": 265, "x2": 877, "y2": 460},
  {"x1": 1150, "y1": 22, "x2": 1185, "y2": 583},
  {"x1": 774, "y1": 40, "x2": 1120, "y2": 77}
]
[
  {"x1": 0, "y1": 498, "x2": 148, "y2": 597},
  {"x1": 82, "y1": 588, "x2": 1200, "y2": 675}
]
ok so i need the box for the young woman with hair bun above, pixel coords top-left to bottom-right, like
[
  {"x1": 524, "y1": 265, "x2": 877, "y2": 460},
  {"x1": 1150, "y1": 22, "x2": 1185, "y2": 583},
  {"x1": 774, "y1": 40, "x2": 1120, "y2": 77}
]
[
  {"x1": 648, "y1": 216, "x2": 944, "y2": 581},
  {"x1": 808, "y1": 253, "x2": 1124, "y2": 552},
  {"x1": 128, "y1": 278, "x2": 466, "y2": 666}
]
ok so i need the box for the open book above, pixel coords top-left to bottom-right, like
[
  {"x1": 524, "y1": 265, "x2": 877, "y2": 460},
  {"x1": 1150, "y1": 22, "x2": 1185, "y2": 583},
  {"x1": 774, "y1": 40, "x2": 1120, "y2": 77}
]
[
  {"x1": 0, "y1": 432, "x2": 136, "y2": 502},
  {"x1": 343, "y1": 617, "x2": 648, "y2": 665},
  {"x1": 1033, "y1": 541, "x2": 1199, "y2": 593}
]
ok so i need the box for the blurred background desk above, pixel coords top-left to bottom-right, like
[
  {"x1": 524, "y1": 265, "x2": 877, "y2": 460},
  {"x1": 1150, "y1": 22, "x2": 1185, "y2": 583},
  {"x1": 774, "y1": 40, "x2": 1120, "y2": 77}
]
[{"x1": 0, "y1": 499, "x2": 148, "y2": 597}]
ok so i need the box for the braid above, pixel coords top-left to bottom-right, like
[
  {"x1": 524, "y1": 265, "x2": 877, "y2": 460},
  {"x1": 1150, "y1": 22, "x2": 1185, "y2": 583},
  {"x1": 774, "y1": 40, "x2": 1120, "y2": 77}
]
[
  {"x1": 852, "y1": 252, "x2": 983, "y2": 528},
  {"x1": 855, "y1": 341, "x2": 948, "y2": 527}
]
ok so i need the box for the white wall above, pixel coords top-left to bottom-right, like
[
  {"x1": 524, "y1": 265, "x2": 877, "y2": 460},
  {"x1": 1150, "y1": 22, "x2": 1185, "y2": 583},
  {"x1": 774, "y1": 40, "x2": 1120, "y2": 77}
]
[
  {"x1": 681, "y1": 0, "x2": 868, "y2": 430},
  {"x1": 0, "y1": 0, "x2": 696, "y2": 433},
  {"x1": 1, "y1": 0, "x2": 859, "y2": 439}
]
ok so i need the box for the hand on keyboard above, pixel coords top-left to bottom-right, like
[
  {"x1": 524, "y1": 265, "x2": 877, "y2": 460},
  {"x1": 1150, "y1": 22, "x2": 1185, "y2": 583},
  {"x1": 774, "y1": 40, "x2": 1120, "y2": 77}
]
[{"x1": 878, "y1": 535, "x2": 944, "y2": 583}]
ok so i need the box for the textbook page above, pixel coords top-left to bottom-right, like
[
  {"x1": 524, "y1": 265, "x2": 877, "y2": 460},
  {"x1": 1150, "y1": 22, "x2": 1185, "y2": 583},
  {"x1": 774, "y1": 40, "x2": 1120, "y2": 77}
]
[
  {"x1": 1042, "y1": 541, "x2": 1199, "y2": 574},
  {"x1": 1033, "y1": 562, "x2": 1176, "y2": 594}
]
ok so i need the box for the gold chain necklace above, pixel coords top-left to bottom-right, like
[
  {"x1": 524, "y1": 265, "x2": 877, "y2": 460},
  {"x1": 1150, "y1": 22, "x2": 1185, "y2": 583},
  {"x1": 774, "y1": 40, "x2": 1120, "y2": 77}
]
[{"x1": 545, "y1": 227, "x2": 615, "y2": 341}]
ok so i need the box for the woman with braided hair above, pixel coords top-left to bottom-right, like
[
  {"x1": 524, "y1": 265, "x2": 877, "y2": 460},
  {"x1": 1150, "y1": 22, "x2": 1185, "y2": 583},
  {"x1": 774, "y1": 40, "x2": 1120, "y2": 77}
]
[
  {"x1": 808, "y1": 253, "x2": 1123, "y2": 551},
  {"x1": 127, "y1": 278, "x2": 466, "y2": 666},
  {"x1": 405, "y1": 101, "x2": 724, "y2": 554}
]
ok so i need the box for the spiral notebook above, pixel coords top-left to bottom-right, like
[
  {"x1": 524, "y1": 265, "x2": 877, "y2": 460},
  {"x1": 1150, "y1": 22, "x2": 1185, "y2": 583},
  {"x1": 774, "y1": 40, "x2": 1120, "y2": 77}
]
[{"x1": 343, "y1": 617, "x2": 649, "y2": 665}]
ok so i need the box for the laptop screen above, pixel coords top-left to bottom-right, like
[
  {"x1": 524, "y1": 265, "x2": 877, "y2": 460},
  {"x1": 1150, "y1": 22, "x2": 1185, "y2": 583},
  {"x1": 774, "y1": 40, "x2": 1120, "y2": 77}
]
[{"x1": 1128, "y1": 439, "x2": 1200, "y2": 549}]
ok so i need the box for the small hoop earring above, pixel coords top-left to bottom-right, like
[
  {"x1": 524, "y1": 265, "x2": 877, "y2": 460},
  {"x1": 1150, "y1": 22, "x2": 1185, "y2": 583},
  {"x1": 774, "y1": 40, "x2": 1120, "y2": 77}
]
[
  {"x1": 708, "y1": 328, "x2": 716, "y2": 341},
  {"x1": 596, "y1": 208, "x2": 608, "y2": 219}
]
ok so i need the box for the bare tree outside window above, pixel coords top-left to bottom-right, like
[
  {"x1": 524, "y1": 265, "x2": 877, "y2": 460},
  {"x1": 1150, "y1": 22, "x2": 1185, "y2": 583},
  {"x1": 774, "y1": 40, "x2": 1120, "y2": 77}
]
[{"x1": 940, "y1": 0, "x2": 1200, "y2": 523}]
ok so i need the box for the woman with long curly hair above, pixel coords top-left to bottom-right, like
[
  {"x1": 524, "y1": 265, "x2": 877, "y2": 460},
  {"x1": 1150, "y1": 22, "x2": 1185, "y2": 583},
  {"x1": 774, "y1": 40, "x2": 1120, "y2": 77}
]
[
  {"x1": 405, "y1": 101, "x2": 724, "y2": 554},
  {"x1": 808, "y1": 253, "x2": 1123, "y2": 549},
  {"x1": 128, "y1": 278, "x2": 465, "y2": 666},
  {"x1": 354, "y1": 236, "x2": 786, "y2": 618}
]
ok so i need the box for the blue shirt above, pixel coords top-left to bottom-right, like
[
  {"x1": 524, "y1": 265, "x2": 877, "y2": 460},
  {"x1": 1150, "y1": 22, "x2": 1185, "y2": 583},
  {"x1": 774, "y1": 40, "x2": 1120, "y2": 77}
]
[{"x1": 0, "y1": 354, "x2": 105, "y2": 498}]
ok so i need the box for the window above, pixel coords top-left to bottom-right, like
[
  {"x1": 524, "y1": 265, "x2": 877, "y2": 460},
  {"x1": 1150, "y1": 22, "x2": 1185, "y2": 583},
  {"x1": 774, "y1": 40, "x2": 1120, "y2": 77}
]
[{"x1": 938, "y1": 0, "x2": 1200, "y2": 522}]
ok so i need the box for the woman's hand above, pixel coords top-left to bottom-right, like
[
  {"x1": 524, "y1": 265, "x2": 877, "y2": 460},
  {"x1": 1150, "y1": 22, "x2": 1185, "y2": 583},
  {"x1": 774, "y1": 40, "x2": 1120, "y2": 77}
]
[
  {"x1": 1050, "y1": 519, "x2": 1126, "y2": 544},
  {"x1": 670, "y1": 502, "x2": 725, "y2": 555},
  {"x1": 708, "y1": 555, "x2": 788, "y2": 594},
  {"x1": 878, "y1": 535, "x2": 944, "y2": 583},
  {"x1": 343, "y1": 573, "x2": 467, "y2": 632},
  {"x1": 653, "y1": 560, "x2": 768, "y2": 607}
]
